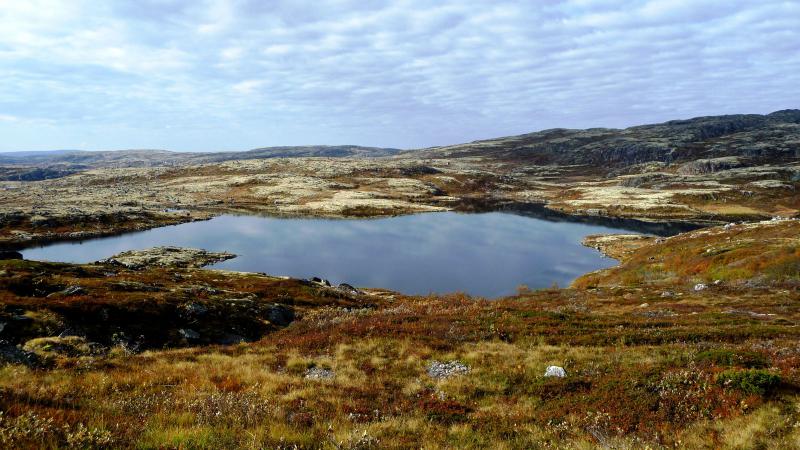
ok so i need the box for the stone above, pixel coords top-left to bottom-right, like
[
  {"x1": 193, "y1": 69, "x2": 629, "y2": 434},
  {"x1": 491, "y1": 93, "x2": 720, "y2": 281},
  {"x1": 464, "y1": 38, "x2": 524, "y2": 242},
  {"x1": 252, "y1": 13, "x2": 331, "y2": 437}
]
[
  {"x1": 22, "y1": 336, "x2": 105, "y2": 358},
  {"x1": 544, "y1": 366, "x2": 567, "y2": 378},
  {"x1": 694, "y1": 283, "x2": 707, "y2": 291},
  {"x1": 99, "y1": 246, "x2": 235, "y2": 269},
  {"x1": 60, "y1": 285, "x2": 87, "y2": 296},
  {"x1": 304, "y1": 367, "x2": 335, "y2": 380},
  {"x1": 311, "y1": 277, "x2": 332, "y2": 287},
  {"x1": 337, "y1": 283, "x2": 363, "y2": 295},
  {"x1": 109, "y1": 281, "x2": 162, "y2": 292},
  {"x1": 267, "y1": 305, "x2": 295, "y2": 326},
  {"x1": 183, "y1": 302, "x2": 208, "y2": 317},
  {"x1": 178, "y1": 328, "x2": 200, "y2": 340},
  {"x1": 427, "y1": 360, "x2": 470, "y2": 379},
  {"x1": 0, "y1": 342, "x2": 41, "y2": 367}
]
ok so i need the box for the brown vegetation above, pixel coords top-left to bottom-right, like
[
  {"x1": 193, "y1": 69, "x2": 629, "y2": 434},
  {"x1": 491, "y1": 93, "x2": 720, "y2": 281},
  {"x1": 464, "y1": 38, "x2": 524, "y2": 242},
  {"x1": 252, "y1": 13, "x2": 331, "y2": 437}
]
[{"x1": 0, "y1": 219, "x2": 798, "y2": 448}]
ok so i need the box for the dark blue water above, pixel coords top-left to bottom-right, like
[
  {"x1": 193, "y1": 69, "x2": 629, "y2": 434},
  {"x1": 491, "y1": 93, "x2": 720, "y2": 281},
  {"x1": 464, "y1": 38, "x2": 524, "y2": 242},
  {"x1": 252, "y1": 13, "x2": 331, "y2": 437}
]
[{"x1": 23, "y1": 212, "x2": 636, "y2": 297}]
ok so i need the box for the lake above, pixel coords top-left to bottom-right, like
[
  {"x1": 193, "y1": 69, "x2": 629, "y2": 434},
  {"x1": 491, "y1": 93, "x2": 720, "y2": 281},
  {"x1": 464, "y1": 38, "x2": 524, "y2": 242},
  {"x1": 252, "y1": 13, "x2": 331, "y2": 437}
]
[{"x1": 21, "y1": 211, "x2": 687, "y2": 297}]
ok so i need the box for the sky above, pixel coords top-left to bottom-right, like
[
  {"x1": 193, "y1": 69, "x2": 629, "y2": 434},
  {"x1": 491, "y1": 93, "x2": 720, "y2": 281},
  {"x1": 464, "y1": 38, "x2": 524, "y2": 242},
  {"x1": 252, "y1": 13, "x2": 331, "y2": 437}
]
[{"x1": 0, "y1": 0, "x2": 798, "y2": 152}]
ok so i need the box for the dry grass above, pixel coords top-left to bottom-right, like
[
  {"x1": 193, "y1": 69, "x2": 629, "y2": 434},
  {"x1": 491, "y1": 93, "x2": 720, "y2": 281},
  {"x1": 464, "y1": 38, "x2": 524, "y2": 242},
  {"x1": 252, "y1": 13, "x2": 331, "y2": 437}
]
[{"x1": 1, "y1": 220, "x2": 799, "y2": 448}]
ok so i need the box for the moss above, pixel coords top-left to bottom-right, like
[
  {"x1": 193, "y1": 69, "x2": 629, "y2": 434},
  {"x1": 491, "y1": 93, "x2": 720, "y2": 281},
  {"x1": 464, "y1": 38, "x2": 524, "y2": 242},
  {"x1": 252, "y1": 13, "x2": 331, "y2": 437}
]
[{"x1": 717, "y1": 369, "x2": 781, "y2": 395}]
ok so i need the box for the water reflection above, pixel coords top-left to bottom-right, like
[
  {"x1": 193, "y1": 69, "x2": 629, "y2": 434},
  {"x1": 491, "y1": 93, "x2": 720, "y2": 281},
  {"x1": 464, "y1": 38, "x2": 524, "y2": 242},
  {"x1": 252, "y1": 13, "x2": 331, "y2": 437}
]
[{"x1": 23, "y1": 212, "x2": 666, "y2": 297}]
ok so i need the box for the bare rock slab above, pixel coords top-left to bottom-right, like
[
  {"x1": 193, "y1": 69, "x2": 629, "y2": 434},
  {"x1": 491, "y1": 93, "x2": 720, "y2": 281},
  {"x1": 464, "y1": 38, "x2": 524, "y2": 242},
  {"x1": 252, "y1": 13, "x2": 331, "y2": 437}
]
[{"x1": 99, "y1": 246, "x2": 236, "y2": 269}]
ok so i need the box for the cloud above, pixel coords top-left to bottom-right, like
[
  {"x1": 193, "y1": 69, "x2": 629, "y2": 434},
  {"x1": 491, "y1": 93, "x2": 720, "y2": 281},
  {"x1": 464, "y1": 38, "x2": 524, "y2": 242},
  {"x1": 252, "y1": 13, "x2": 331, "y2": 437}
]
[{"x1": 0, "y1": 0, "x2": 797, "y2": 151}]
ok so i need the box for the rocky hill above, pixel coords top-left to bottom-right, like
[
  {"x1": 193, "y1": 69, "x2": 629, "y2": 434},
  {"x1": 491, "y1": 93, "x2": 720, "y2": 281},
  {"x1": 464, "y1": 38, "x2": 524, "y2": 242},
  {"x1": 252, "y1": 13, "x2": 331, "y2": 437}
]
[
  {"x1": 0, "y1": 145, "x2": 401, "y2": 174},
  {"x1": 411, "y1": 109, "x2": 800, "y2": 172},
  {"x1": 4, "y1": 110, "x2": 798, "y2": 177}
]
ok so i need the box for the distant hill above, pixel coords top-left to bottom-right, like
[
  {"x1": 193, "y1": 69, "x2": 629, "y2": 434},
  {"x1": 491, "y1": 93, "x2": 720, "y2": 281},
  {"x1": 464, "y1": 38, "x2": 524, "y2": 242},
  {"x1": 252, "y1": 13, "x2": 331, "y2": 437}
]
[
  {"x1": 193, "y1": 145, "x2": 401, "y2": 163},
  {"x1": 409, "y1": 109, "x2": 800, "y2": 170},
  {"x1": 0, "y1": 149, "x2": 82, "y2": 157},
  {"x1": 3, "y1": 110, "x2": 799, "y2": 180},
  {"x1": 0, "y1": 145, "x2": 401, "y2": 171}
]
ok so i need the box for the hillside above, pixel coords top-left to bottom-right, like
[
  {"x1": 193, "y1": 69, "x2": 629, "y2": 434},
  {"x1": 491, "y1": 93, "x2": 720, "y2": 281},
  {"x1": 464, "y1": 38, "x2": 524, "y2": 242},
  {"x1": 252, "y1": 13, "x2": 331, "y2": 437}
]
[
  {"x1": 412, "y1": 109, "x2": 800, "y2": 170},
  {"x1": 0, "y1": 219, "x2": 798, "y2": 448},
  {"x1": 0, "y1": 145, "x2": 401, "y2": 175},
  {"x1": 2, "y1": 111, "x2": 799, "y2": 249}
]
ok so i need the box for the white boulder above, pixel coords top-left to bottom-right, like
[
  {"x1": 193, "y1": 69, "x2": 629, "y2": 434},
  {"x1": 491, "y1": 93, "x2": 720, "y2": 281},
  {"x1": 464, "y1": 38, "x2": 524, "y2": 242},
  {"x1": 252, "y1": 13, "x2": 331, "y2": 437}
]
[{"x1": 544, "y1": 366, "x2": 567, "y2": 378}]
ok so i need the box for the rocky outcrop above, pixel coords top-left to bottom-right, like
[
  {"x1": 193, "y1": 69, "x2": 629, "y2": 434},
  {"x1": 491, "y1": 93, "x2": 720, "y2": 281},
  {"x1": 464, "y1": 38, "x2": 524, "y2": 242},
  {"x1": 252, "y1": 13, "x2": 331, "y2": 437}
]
[
  {"x1": 677, "y1": 157, "x2": 743, "y2": 175},
  {"x1": 99, "y1": 246, "x2": 235, "y2": 269},
  {"x1": 427, "y1": 360, "x2": 470, "y2": 379},
  {"x1": 582, "y1": 234, "x2": 658, "y2": 260},
  {"x1": 413, "y1": 110, "x2": 800, "y2": 169},
  {"x1": 544, "y1": 366, "x2": 567, "y2": 378}
]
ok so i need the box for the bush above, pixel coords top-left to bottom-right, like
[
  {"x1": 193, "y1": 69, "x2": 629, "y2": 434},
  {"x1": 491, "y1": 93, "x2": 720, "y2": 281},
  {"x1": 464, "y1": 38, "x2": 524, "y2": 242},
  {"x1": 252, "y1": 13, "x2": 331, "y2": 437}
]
[
  {"x1": 716, "y1": 369, "x2": 781, "y2": 395},
  {"x1": 695, "y1": 349, "x2": 767, "y2": 368}
]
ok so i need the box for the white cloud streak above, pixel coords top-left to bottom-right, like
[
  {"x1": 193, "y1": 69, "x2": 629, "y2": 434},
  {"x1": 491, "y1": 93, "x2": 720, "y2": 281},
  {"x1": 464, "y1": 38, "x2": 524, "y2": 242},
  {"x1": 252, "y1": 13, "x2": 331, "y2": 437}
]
[{"x1": 0, "y1": 0, "x2": 798, "y2": 151}]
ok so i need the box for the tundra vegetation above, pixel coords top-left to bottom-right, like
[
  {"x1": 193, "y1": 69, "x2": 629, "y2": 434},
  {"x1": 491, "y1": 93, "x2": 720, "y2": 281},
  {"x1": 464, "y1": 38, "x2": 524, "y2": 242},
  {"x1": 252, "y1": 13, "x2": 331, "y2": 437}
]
[
  {"x1": 0, "y1": 111, "x2": 799, "y2": 448},
  {"x1": 0, "y1": 218, "x2": 797, "y2": 449}
]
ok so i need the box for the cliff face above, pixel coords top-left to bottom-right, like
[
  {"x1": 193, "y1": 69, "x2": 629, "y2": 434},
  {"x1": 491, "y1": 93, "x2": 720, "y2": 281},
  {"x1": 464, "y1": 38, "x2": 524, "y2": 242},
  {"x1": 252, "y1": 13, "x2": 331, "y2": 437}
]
[{"x1": 412, "y1": 109, "x2": 800, "y2": 170}]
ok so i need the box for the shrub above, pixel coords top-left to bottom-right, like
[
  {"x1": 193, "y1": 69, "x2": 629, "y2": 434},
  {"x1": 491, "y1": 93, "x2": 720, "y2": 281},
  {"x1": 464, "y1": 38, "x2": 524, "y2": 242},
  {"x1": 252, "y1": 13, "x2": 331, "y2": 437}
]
[
  {"x1": 716, "y1": 369, "x2": 781, "y2": 395},
  {"x1": 695, "y1": 349, "x2": 767, "y2": 368}
]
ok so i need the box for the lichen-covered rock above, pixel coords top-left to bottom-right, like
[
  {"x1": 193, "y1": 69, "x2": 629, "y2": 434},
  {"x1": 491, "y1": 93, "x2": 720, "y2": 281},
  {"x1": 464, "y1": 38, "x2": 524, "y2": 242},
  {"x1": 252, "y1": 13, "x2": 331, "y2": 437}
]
[
  {"x1": 22, "y1": 336, "x2": 105, "y2": 358},
  {"x1": 304, "y1": 367, "x2": 335, "y2": 380},
  {"x1": 99, "y1": 246, "x2": 235, "y2": 269},
  {"x1": 0, "y1": 342, "x2": 41, "y2": 367},
  {"x1": 544, "y1": 366, "x2": 567, "y2": 378},
  {"x1": 677, "y1": 157, "x2": 743, "y2": 175},
  {"x1": 178, "y1": 329, "x2": 201, "y2": 340},
  {"x1": 427, "y1": 360, "x2": 470, "y2": 379}
]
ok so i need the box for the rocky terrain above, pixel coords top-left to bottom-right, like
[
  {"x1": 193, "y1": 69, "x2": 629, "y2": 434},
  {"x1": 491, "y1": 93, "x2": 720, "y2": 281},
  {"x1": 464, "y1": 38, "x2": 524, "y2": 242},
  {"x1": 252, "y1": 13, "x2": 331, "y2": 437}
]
[
  {"x1": 0, "y1": 217, "x2": 797, "y2": 448},
  {"x1": 1, "y1": 110, "x2": 798, "y2": 250},
  {"x1": 0, "y1": 145, "x2": 400, "y2": 171},
  {"x1": 0, "y1": 110, "x2": 799, "y2": 448},
  {"x1": 99, "y1": 247, "x2": 236, "y2": 270}
]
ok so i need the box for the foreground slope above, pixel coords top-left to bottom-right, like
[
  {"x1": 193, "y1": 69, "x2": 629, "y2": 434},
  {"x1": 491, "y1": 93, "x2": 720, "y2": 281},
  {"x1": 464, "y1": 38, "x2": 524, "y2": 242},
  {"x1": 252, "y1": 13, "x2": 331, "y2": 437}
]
[{"x1": 0, "y1": 219, "x2": 798, "y2": 448}]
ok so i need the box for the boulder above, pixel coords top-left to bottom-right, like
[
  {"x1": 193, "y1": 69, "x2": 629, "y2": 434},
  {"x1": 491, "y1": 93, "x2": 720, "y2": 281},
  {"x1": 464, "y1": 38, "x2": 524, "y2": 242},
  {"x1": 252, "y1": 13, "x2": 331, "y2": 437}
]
[
  {"x1": 178, "y1": 328, "x2": 201, "y2": 340},
  {"x1": 0, "y1": 342, "x2": 41, "y2": 367},
  {"x1": 427, "y1": 360, "x2": 470, "y2": 379},
  {"x1": 310, "y1": 277, "x2": 332, "y2": 287},
  {"x1": 337, "y1": 283, "x2": 364, "y2": 296},
  {"x1": 304, "y1": 367, "x2": 335, "y2": 380},
  {"x1": 544, "y1": 366, "x2": 567, "y2": 378},
  {"x1": 60, "y1": 285, "x2": 87, "y2": 296},
  {"x1": 267, "y1": 305, "x2": 295, "y2": 326},
  {"x1": 99, "y1": 246, "x2": 235, "y2": 269},
  {"x1": 22, "y1": 336, "x2": 105, "y2": 358},
  {"x1": 182, "y1": 302, "x2": 208, "y2": 317}
]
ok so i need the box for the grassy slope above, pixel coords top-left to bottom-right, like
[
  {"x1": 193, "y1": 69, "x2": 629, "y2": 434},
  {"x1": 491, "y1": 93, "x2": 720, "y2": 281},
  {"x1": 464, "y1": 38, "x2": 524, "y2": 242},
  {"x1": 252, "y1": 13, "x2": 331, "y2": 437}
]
[{"x1": 0, "y1": 221, "x2": 798, "y2": 448}]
